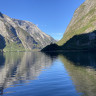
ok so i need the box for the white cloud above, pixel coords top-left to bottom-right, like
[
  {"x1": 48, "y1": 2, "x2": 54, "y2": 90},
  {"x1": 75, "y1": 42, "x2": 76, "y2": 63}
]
[{"x1": 51, "y1": 33, "x2": 63, "y2": 36}]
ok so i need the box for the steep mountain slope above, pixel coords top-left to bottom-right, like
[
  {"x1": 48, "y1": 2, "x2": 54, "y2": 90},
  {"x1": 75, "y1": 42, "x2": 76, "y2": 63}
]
[
  {"x1": 58, "y1": 0, "x2": 96, "y2": 46},
  {"x1": 42, "y1": 0, "x2": 96, "y2": 51},
  {"x1": 0, "y1": 12, "x2": 56, "y2": 51},
  {"x1": 12, "y1": 19, "x2": 55, "y2": 48}
]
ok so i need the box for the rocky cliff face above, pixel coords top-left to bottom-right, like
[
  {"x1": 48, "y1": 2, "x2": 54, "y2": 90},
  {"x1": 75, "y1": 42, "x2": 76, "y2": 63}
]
[
  {"x1": 58, "y1": 0, "x2": 96, "y2": 47},
  {"x1": 42, "y1": 0, "x2": 96, "y2": 51},
  {"x1": 0, "y1": 12, "x2": 56, "y2": 51}
]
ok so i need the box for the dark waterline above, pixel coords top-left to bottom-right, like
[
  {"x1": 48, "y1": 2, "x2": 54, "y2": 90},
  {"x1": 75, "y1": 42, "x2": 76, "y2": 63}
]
[{"x1": 0, "y1": 52, "x2": 96, "y2": 96}]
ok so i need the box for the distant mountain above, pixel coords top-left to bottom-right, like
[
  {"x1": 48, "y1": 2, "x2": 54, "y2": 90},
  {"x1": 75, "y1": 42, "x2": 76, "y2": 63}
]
[
  {"x1": 42, "y1": 0, "x2": 96, "y2": 51},
  {"x1": 0, "y1": 12, "x2": 56, "y2": 51}
]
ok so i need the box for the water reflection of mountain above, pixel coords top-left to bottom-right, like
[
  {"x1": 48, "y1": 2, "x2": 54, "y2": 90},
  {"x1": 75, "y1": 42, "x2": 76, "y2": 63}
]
[
  {"x1": 0, "y1": 52, "x2": 54, "y2": 94},
  {"x1": 59, "y1": 52, "x2": 96, "y2": 96}
]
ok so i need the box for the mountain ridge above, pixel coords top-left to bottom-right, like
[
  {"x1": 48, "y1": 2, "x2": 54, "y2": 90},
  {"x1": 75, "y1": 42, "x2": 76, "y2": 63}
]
[
  {"x1": 58, "y1": 0, "x2": 96, "y2": 46},
  {"x1": 42, "y1": 0, "x2": 96, "y2": 52},
  {"x1": 0, "y1": 12, "x2": 56, "y2": 51}
]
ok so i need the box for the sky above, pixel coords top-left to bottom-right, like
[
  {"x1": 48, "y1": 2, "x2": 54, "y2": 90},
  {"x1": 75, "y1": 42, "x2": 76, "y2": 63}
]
[{"x1": 0, "y1": 0, "x2": 85, "y2": 40}]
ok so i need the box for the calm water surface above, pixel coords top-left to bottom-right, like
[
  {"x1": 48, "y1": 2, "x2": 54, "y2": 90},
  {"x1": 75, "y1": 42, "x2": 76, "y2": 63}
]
[{"x1": 0, "y1": 52, "x2": 96, "y2": 96}]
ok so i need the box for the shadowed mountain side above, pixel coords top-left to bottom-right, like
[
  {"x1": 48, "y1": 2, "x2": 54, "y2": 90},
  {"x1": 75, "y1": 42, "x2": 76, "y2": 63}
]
[
  {"x1": 41, "y1": 44, "x2": 60, "y2": 52},
  {"x1": 0, "y1": 52, "x2": 56, "y2": 95},
  {"x1": 0, "y1": 53, "x2": 5, "y2": 67},
  {"x1": 0, "y1": 35, "x2": 6, "y2": 51},
  {"x1": 41, "y1": 30, "x2": 96, "y2": 52},
  {"x1": 59, "y1": 52, "x2": 96, "y2": 96}
]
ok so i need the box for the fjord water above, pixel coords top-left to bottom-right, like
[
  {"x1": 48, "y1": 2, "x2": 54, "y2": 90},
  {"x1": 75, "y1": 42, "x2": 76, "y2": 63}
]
[{"x1": 0, "y1": 52, "x2": 96, "y2": 96}]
